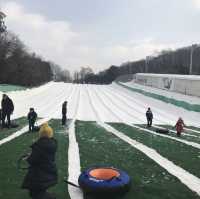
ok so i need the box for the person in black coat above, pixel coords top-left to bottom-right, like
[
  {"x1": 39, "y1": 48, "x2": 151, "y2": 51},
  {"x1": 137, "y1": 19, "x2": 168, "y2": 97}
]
[
  {"x1": 146, "y1": 107, "x2": 153, "y2": 127},
  {"x1": 62, "y1": 101, "x2": 67, "y2": 125},
  {"x1": 27, "y1": 108, "x2": 37, "y2": 132},
  {"x1": 1, "y1": 94, "x2": 14, "y2": 128},
  {"x1": 22, "y1": 122, "x2": 58, "y2": 199}
]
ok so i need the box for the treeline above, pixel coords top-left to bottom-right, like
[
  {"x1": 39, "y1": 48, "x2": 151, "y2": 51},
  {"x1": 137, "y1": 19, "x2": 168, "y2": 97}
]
[
  {"x1": 0, "y1": 31, "x2": 72, "y2": 86},
  {"x1": 82, "y1": 45, "x2": 200, "y2": 84},
  {"x1": 51, "y1": 63, "x2": 72, "y2": 83},
  {"x1": 2, "y1": 26, "x2": 198, "y2": 86},
  {"x1": 0, "y1": 32, "x2": 53, "y2": 86}
]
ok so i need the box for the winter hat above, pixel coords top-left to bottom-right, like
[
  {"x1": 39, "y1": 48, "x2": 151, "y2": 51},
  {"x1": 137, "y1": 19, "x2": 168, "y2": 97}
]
[{"x1": 39, "y1": 122, "x2": 53, "y2": 138}]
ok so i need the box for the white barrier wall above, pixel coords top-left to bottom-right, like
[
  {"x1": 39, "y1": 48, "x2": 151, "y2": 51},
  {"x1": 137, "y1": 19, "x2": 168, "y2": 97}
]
[{"x1": 135, "y1": 73, "x2": 200, "y2": 97}]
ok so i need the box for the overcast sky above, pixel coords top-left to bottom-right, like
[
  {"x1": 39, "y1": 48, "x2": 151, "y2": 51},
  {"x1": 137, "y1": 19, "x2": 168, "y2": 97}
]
[{"x1": 1, "y1": 0, "x2": 200, "y2": 72}]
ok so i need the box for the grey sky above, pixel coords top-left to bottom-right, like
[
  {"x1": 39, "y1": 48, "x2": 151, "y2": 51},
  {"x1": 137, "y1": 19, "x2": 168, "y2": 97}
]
[{"x1": 1, "y1": 0, "x2": 200, "y2": 72}]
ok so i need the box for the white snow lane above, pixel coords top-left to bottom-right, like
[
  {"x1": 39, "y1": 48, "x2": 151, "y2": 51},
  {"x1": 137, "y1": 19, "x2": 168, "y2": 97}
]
[
  {"x1": 112, "y1": 83, "x2": 200, "y2": 126},
  {"x1": 76, "y1": 85, "x2": 96, "y2": 121},
  {"x1": 105, "y1": 85, "x2": 172, "y2": 124},
  {"x1": 87, "y1": 85, "x2": 119, "y2": 122},
  {"x1": 11, "y1": 82, "x2": 61, "y2": 119},
  {"x1": 68, "y1": 85, "x2": 83, "y2": 199},
  {"x1": 90, "y1": 85, "x2": 140, "y2": 123}
]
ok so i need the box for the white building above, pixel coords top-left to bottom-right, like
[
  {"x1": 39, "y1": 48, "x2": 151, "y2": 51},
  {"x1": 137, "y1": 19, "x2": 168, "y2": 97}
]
[{"x1": 135, "y1": 73, "x2": 200, "y2": 97}]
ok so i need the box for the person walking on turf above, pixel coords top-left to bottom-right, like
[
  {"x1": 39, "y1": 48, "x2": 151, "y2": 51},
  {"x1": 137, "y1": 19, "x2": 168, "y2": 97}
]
[
  {"x1": 22, "y1": 122, "x2": 58, "y2": 199},
  {"x1": 27, "y1": 108, "x2": 37, "y2": 132},
  {"x1": 146, "y1": 107, "x2": 153, "y2": 127},
  {"x1": 62, "y1": 101, "x2": 67, "y2": 125},
  {"x1": 175, "y1": 117, "x2": 185, "y2": 137},
  {"x1": 1, "y1": 94, "x2": 14, "y2": 128}
]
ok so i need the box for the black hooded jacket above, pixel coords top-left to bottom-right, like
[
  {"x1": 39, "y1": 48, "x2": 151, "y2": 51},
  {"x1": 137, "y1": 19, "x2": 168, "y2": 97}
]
[
  {"x1": 22, "y1": 137, "x2": 58, "y2": 190},
  {"x1": 62, "y1": 103, "x2": 67, "y2": 115},
  {"x1": 27, "y1": 111, "x2": 37, "y2": 122},
  {"x1": 146, "y1": 110, "x2": 153, "y2": 120},
  {"x1": 1, "y1": 97, "x2": 14, "y2": 114}
]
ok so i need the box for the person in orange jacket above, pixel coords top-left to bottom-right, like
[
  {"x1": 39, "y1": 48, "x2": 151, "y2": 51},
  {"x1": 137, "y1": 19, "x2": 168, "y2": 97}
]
[{"x1": 175, "y1": 117, "x2": 185, "y2": 137}]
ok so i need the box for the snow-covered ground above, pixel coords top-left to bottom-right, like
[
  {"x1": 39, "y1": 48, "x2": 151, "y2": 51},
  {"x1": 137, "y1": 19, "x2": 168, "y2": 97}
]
[{"x1": 3, "y1": 81, "x2": 200, "y2": 126}]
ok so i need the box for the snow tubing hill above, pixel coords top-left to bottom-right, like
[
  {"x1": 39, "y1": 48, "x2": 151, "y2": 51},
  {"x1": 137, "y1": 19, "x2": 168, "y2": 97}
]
[{"x1": 78, "y1": 167, "x2": 131, "y2": 196}]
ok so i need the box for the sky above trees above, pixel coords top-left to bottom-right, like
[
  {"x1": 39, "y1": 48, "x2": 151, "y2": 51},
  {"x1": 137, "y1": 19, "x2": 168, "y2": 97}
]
[{"x1": 1, "y1": 0, "x2": 200, "y2": 72}]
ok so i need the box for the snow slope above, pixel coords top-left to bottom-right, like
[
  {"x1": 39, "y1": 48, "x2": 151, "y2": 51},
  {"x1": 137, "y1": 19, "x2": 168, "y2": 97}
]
[
  {"x1": 4, "y1": 81, "x2": 200, "y2": 126},
  {"x1": 2, "y1": 82, "x2": 200, "y2": 197}
]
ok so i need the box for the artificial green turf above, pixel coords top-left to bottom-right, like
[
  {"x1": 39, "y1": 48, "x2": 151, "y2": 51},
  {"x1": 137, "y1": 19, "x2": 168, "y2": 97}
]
[
  {"x1": 0, "y1": 119, "x2": 70, "y2": 199},
  {"x1": 137, "y1": 124, "x2": 200, "y2": 144},
  {"x1": 48, "y1": 120, "x2": 70, "y2": 199},
  {"x1": 0, "y1": 84, "x2": 26, "y2": 92},
  {"x1": 109, "y1": 123, "x2": 200, "y2": 179},
  {"x1": 0, "y1": 117, "x2": 27, "y2": 140},
  {"x1": 75, "y1": 121, "x2": 200, "y2": 199}
]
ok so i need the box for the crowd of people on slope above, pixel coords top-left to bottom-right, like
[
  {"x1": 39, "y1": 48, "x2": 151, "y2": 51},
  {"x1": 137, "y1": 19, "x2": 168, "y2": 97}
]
[
  {"x1": 0, "y1": 94, "x2": 68, "y2": 130},
  {"x1": 0, "y1": 93, "x2": 186, "y2": 137}
]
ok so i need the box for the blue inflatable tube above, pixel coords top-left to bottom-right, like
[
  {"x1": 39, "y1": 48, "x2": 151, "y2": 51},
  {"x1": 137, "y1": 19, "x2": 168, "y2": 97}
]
[{"x1": 78, "y1": 167, "x2": 131, "y2": 195}]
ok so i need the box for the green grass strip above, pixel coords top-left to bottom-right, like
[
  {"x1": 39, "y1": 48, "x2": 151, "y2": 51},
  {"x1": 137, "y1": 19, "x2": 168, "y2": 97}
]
[
  {"x1": 0, "y1": 117, "x2": 27, "y2": 140},
  {"x1": 0, "y1": 84, "x2": 26, "y2": 92},
  {"x1": 116, "y1": 82, "x2": 200, "y2": 112},
  {"x1": 137, "y1": 124, "x2": 200, "y2": 144},
  {"x1": 75, "y1": 121, "x2": 199, "y2": 199},
  {"x1": 0, "y1": 119, "x2": 70, "y2": 199},
  {"x1": 109, "y1": 123, "x2": 200, "y2": 179}
]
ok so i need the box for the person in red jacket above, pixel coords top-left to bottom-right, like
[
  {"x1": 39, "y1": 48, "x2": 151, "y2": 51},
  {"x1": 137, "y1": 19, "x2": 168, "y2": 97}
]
[{"x1": 175, "y1": 117, "x2": 185, "y2": 137}]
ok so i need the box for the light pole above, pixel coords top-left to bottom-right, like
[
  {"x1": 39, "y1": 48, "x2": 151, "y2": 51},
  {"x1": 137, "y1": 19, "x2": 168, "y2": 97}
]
[{"x1": 189, "y1": 44, "x2": 199, "y2": 75}]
